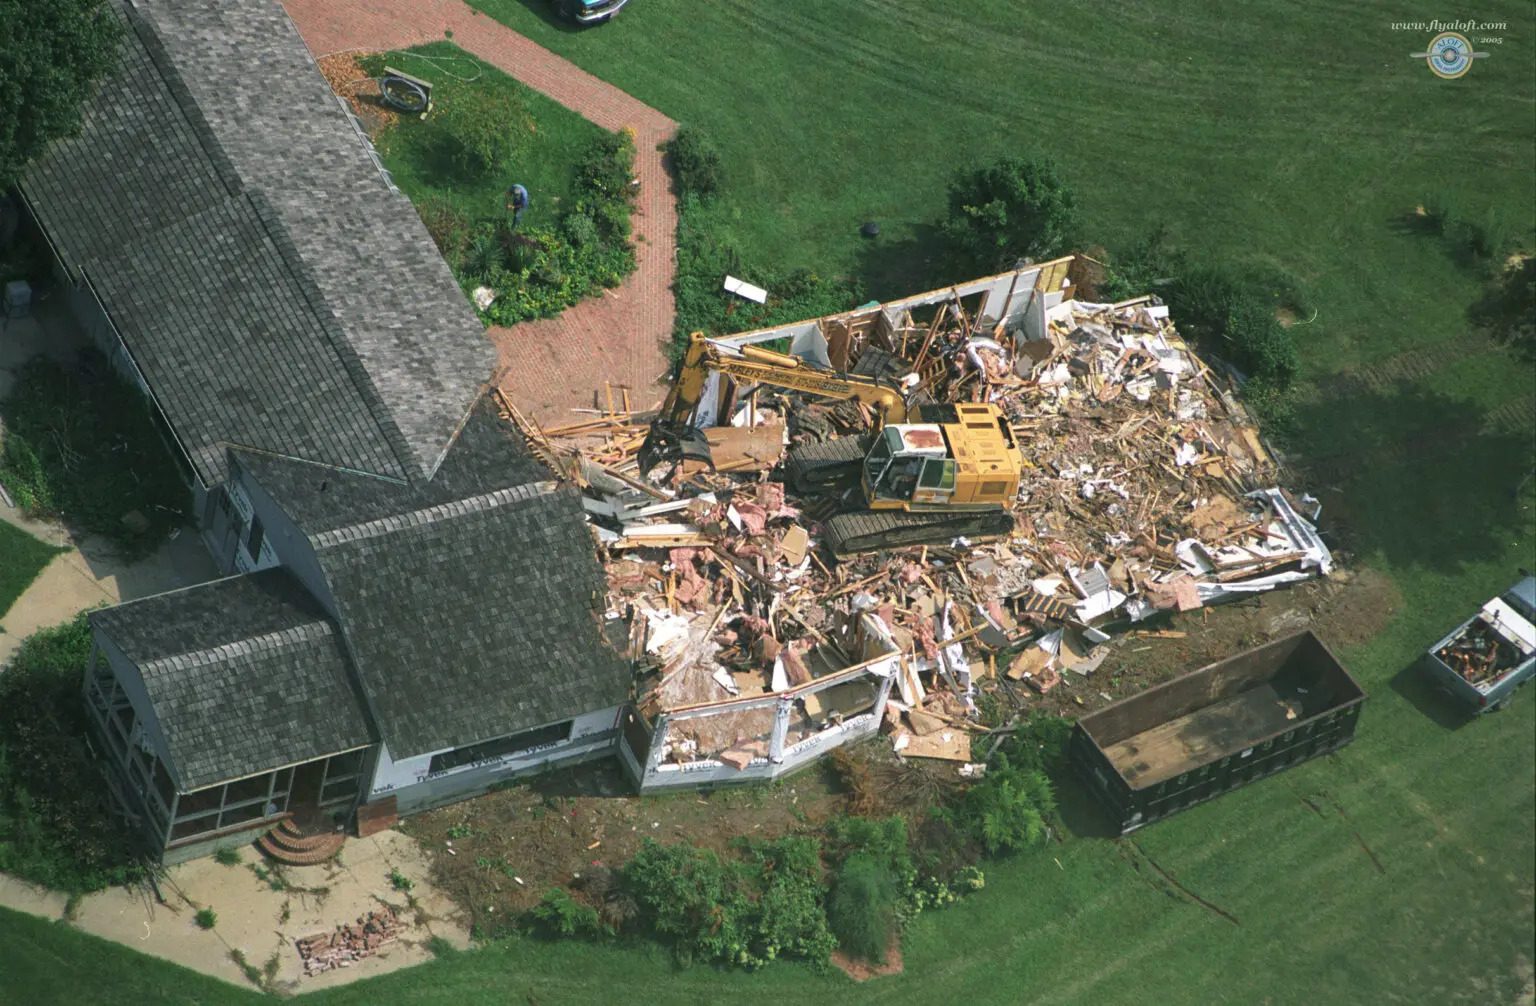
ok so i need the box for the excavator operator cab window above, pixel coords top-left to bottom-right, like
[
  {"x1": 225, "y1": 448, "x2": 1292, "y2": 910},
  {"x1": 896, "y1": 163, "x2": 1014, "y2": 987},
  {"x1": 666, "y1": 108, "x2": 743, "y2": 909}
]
[
  {"x1": 918, "y1": 458, "x2": 956, "y2": 492},
  {"x1": 878, "y1": 458, "x2": 924, "y2": 500},
  {"x1": 863, "y1": 429, "x2": 899, "y2": 492}
]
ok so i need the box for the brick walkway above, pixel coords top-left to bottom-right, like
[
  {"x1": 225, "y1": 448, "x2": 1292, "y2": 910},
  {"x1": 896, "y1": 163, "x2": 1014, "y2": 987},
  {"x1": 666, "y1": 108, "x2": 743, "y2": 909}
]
[{"x1": 281, "y1": 0, "x2": 676, "y2": 422}]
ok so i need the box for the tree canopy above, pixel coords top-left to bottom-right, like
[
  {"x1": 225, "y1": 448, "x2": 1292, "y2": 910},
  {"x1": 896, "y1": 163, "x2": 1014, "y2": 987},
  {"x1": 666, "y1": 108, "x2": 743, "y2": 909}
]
[
  {"x1": 0, "y1": 0, "x2": 122, "y2": 189},
  {"x1": 944, "y1": 155, "x2": 1077, "y2": 272}
]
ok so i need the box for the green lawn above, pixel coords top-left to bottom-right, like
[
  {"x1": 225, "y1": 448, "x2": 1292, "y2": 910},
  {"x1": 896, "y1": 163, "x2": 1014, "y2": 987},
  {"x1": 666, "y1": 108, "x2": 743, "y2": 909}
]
[
  {"x1": 363, "y1": 42, "x2": 608, "y2": 236},
  {"x1": 2, "y1": 2, "x2": 1533, "y2": 1002},
  {"x1": 0, "y1": 521, "x2": 61, "y2": 623}
]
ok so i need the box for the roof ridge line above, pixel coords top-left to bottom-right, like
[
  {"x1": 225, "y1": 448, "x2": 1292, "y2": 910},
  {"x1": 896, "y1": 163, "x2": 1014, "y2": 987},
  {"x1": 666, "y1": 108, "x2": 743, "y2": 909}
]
[
  {"x1": 226, "y1": 443, "x2": 411, "y2": 487},
  {"x1": 121, "y1": 1, "x2": 244, "y2": 198},
  {"x1": 139, "y1": 619, "x2": 336, "y2": 676},
  {"x1": 311, "y1": 481, "x2": 561, "y2": 550}
]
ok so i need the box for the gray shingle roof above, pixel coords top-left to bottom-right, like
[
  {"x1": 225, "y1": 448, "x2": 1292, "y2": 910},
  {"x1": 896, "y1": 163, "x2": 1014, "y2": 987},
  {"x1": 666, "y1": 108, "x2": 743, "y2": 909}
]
[
  {"x1": 20, "y1": 0, "x2": 492, "y2": 485},
  {"x1": 90, "y1": 569, "x2": 373, "y2": 791},
  {"x1": 237, "y1": 402, "x2": 632, "y2": 760}
]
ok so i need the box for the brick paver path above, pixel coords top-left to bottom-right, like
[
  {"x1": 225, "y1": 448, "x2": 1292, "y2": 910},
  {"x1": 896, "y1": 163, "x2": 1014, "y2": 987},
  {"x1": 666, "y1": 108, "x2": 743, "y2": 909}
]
[{"x1": 282, "y1": 0, "x2": 676, "y2": 422}]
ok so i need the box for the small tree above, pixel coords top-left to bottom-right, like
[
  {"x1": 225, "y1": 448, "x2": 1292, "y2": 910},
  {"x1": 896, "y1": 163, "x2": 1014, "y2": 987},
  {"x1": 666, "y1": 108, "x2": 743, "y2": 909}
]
[
  {"x1": 435, "y1": 87, "x2": 532, "y2": 178},
  {"x1": 944, "y1": 155, "x2": 1077, "y2": 271},
  {"x1": 664, "y1": 126, "x2": 723, "y2": 201},
  {"x1": 827, "y1": 853, "x2": 898, "y2": 963},
  {"x1": 0, "y1": 0, "x2": 122, "y2": 188}
]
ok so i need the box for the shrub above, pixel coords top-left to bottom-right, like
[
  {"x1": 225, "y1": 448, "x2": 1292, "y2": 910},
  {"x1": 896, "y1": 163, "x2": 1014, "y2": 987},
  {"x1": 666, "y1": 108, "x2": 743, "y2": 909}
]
[
  {"x1": 195, "y1": 908, "x2": 217, "y2": 930},
  {"x1": 825, "y1": 815, "x2": 915, "y2": 894},
  {"x1": 0, "y1": 617, "x2": 146, "y2": 892},
  {"x1": 435, "y1": 86, "x2": 533, "y2": 178},
  {"x1": 529, "y1": 887, "x2": 606, "y2": 938},
  {"x1": 827, "y1": 853, "x2": 898, "y2": 963},
  {"x1": 664, "y1": 126, "x2": 723, "y2": 201},
  {"x1": 944, "y1": 155, "x2": 1077, "y2": 271},
  {"x1": 623, "y1": 836, "x2": 835, "y2": 969},
  {"x1": 1472, "y1": 255, "x2": 1536, "y2": 362},
  {"x1": 1163, "y1": 265, "x2": 1300, "y2": 391},
  {"x1": 946, "y1": 755, "x2": 1057, "y2": 857},
  {"x1": 995, "y1": 713, "x2": 1074, "y2": 777},
  {"x1": 213, "y1": 846, "x2": 241, "y2": 866}
]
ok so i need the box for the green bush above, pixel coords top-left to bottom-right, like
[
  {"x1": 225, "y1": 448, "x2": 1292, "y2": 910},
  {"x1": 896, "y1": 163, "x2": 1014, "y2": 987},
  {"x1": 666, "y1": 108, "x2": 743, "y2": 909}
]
[
  {"x1": 825, "y1": 815, "x2": 915, "y2": 894},
  {"x1": 827, "y1": 853, "x2": 898, "y2": 963},
  {"x1": 195, "y1": 908, "x2": 217, "y2": 930},
  {"x1": 435, "y1": 86, "x2": 533, "y2": 178},
  {"x1": 1473, "y1": 255, "x2": 1536, "y2": 362},
  {"x1": 1163, "y1": 265, "x2": 1300, "y2": 391},
  {"x1": 944, "y1": 155, "x2": 1077, "y2": 272},
  {"x1": 0, "y1": 353, "x2": 188, "y2": 557},
  {"x1": 664, "y1": 126, "x2": 723, "y2": 201},
  {"x1": 529, "y1": 887, "x2": 606, "y2": 938},
  {"x1": 946, "y1": 755, "x2": 1057, "y2": 857},
  {"x1": 0, "y1": 616, "x2": 145, "y2": 893},
  {"x1": 623, "y1": 836, "x2": 835, "y2": 969},
  {"x1": 995, "y1": 713, "x2": 1074, "y2": 777}
]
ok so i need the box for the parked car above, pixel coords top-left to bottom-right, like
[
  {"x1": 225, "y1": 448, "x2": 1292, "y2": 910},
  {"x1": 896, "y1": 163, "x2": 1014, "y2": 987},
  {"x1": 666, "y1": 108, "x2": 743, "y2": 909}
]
[
  {"x1": 553, "y1": 0, "x2": 629, "y2": 24},
  {"x1": 1422, "y1": 574, "x2": 1536, "y2": 713}
]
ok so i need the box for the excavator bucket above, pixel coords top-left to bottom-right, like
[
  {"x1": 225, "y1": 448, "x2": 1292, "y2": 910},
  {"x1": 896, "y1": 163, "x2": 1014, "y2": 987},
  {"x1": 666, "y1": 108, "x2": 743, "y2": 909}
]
[{"x1": 637, "y1": 420, "x2": 715, "y2": 478}]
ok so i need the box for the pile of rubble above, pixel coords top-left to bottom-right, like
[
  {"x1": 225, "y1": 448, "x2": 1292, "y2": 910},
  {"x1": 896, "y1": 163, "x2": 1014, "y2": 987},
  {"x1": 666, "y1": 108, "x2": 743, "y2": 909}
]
[
  {"x1": 498, "y1": 288, "x2": 1333, "y2": 771},
  {"x1": 296, "y1": 906, "x2": 402, "y2": 977}
]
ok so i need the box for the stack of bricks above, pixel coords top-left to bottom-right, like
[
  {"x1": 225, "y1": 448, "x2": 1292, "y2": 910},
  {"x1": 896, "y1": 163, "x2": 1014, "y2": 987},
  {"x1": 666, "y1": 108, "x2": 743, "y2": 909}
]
[{"x1": 296, "y1": 906, "x2": 402, "y2": 976}]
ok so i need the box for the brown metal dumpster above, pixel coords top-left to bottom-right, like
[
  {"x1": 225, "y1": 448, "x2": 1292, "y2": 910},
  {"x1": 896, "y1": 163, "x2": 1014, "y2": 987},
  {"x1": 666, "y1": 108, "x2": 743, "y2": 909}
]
[{"x1": 1070, "y1": 631, "x2": 1365, "y2": 833}]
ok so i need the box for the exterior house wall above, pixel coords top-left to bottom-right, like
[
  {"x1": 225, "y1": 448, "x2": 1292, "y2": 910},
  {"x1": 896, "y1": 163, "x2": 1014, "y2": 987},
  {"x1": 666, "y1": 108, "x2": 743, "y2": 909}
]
[
  {"x1": 90, "y1": 631, "x2": 178, "y2": 771},
  {"x1": 367, "y1": 705, "x2": 622, "y2": 816},
  {"x1": 230, "y1": 462, "x2": 339, "y2": 613}
]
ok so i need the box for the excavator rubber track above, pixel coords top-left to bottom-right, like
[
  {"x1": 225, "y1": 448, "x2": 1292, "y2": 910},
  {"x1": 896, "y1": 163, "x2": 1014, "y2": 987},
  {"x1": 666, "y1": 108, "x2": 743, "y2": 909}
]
[
  {"x1": 821, "y1": 509, "x2": 1017, "y2": 558},
  {"x1": 783, "y1": 436, "x2": 869, "y2": 494}
]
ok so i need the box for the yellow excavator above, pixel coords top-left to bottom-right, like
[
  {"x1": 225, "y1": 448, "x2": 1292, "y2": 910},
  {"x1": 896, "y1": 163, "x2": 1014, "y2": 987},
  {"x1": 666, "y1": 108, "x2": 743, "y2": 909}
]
[{"x1": 638, "y1": 332, "x2": 1023, "y2": 555}]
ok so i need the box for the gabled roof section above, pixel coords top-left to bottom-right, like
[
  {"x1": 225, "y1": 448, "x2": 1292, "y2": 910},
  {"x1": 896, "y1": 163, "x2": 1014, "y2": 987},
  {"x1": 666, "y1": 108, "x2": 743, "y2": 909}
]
[
  {"x1": 237, "y1": 401, "x2": 632, "y2": 760},
  {"x1": 21, "y1": 0, "x2": 492, "y2": 485},
  {"x1": 131, "y1": 0, "x2": 494, "y2": 480},
  {"x1": 89, "y1": 569, "x2": 373, "y2": 791}
]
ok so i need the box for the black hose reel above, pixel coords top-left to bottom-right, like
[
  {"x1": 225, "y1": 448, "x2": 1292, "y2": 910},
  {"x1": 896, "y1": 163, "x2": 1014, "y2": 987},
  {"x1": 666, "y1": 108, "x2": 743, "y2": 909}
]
[{"x1": 379, "y1": 66, "x2": 432, "y2": 114}]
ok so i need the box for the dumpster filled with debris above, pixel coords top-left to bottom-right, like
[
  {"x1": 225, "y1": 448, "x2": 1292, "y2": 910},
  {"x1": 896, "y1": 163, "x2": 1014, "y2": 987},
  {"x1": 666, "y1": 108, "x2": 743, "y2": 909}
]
[
  {"x1": 1421, "y1": 574, "x2": 1535, "y2": 714},
  {"x1": 1069, "y1": 630, "x2": 1364, "y2": 833}
]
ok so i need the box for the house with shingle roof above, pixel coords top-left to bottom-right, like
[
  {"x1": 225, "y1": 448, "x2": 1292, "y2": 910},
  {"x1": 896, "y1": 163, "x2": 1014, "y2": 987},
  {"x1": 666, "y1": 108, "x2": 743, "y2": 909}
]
[{"x1": 20, "y1": 0, "x2": 631, "y2": 863}]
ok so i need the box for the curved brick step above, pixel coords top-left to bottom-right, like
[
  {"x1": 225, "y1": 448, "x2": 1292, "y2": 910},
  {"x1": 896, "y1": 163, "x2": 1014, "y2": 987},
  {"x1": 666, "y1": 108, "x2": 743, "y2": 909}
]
[{"x1": 258, "y1": 829, "x2": 345, "y2": 866}]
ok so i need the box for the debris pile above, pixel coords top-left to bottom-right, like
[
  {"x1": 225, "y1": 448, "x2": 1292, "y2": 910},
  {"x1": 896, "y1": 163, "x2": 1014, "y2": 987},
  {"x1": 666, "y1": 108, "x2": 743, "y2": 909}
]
[
  {"x1": 1437, "y1": 619, "x2": 1521, "y2": 685},
  {"x1": 496, "y1": 279, "x2": 1335, "y2": 777},
  {"x1": 296, "y1": 906, "x2": 402, "y2": 976}
]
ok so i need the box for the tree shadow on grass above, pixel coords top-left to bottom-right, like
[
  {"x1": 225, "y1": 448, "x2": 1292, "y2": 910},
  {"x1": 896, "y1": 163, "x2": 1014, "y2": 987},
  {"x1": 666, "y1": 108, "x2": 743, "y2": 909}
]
[
  {"x1": 853, "y1": 222, "x2": 955, "y2": 303},
  {"x1": 1289, "y1": 378, "x2": 1532, "y2": 575}
]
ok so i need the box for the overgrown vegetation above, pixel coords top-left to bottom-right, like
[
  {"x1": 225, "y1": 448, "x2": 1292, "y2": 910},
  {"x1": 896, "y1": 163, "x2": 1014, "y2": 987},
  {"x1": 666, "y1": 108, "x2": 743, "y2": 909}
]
[
  {"x1": 1473, "y1": 255, "x2": 1536, "y2": 363},
  {"x1": 623, "y1": 835, "x2": 835, "y2": 969},
  {"x1": 944, "y1": 155, "x2": 1077, "y2": 273},
  {"x1": 0, "y1": 616, "x2": 144, "y2": 892},
  {"x1": 213, "y1": 846, "x2": 240, "y2": 867},
  {"x1": 0, "y1": 352, "x2": 188, "y2": 558},
  {"x1": 361, "y1": 45, "x2": 637, "y2": 325}
]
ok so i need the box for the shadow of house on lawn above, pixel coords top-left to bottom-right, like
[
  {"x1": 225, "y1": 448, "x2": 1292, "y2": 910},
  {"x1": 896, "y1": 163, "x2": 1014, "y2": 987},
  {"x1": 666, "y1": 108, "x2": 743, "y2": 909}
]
[{"x1": 1290, "y1": 377, "x2": 1532, "y2": 575}]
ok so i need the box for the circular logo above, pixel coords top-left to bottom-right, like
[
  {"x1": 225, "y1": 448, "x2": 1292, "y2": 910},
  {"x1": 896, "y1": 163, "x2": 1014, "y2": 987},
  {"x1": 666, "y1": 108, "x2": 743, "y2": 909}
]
[{"x1": 1425, "y1": 31, "x2": 1474, "y2": 78}]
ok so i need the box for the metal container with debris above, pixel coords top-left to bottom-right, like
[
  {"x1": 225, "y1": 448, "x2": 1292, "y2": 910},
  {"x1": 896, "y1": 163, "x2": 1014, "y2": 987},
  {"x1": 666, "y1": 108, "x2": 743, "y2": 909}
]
[
  {"x1": 1069, "y1": 631, "x2": 1365, "y2": 834},
  {"x1": 1421, "y1": 575, "x2": 1535, "y2": 714}
]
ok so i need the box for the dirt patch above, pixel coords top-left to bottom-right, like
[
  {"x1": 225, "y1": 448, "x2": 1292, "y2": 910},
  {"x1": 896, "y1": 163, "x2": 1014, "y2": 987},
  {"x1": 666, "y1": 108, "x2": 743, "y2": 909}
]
[
  {"x1": 318, "y1": 52, "x2": 399, "y2": 134},
  {"x1": 831, "y1": 938, "x2": 904, "y2": 981},
  {"x1": 405, "y1": 761, "x2": 846, "y2": 933},
  {"x1": 411, "y1": 567, "x2": 1401, "y2": 932}
]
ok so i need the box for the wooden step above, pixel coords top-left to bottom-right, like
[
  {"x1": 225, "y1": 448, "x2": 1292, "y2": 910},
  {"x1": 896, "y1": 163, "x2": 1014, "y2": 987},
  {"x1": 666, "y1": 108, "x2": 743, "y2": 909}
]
[{"x1": 265, "y1": 826, "x2": 343, "y2": 855}]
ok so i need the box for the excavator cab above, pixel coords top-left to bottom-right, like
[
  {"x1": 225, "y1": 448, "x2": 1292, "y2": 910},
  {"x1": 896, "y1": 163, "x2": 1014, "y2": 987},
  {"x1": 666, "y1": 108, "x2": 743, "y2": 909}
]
[{"x1": 862, "y1": 425, "x2": 957, "y2": 506}]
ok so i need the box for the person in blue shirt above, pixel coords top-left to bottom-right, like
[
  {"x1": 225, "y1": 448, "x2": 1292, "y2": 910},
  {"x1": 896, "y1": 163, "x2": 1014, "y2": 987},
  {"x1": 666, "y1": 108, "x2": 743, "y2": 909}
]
[{"x1": 505, "y1": 184, "x2": 530, "y2": 228}]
